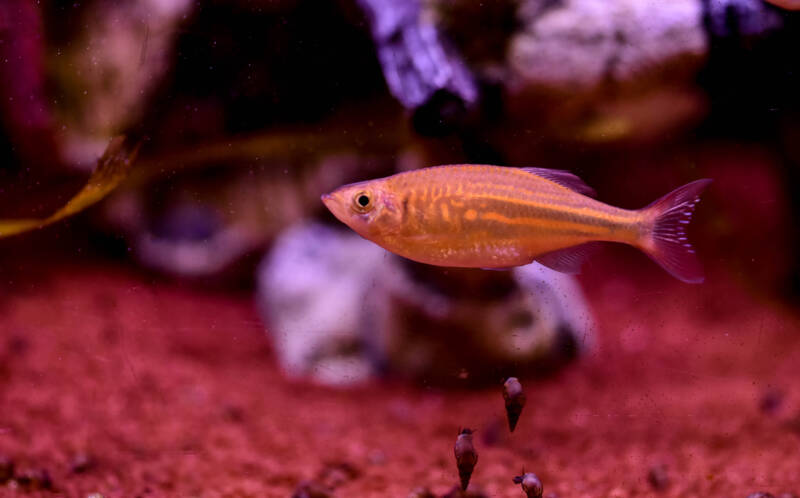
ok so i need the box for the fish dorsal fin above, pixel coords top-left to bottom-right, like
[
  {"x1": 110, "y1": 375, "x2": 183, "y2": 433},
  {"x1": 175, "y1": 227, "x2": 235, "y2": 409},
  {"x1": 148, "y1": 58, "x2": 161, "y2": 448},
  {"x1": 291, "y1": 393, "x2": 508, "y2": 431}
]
[
  {"x1": 536, "y1": 242, "x2": 602, "y2": 274},
  {"x1": 521, "y1": 167, "x2": 596, "y2": 197}
]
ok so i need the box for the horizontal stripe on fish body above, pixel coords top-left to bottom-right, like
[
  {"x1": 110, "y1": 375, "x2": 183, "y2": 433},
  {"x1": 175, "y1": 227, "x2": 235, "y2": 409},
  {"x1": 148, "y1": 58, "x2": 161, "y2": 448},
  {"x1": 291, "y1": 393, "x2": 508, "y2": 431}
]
[{"x1": 389, "y1": 170, "x2": 641, "y2": 243}]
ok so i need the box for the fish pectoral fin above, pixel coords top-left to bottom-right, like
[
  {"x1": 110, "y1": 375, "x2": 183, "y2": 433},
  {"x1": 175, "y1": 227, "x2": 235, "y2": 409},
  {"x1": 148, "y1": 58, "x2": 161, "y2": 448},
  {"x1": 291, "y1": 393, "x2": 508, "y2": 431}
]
[
  {"x1": 535, "y1": 242, "x2": 602, "y2": 274},
  {"x1": 521, "y1": 167, "x2": 597, "y2": 197}
]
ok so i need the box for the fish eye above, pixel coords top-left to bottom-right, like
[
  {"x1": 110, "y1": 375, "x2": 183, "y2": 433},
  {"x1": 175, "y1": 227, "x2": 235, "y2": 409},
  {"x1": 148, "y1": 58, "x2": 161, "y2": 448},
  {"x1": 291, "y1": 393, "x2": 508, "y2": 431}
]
[{"x1": 353, "y1": 191, "x2": 372, "y2": 212}]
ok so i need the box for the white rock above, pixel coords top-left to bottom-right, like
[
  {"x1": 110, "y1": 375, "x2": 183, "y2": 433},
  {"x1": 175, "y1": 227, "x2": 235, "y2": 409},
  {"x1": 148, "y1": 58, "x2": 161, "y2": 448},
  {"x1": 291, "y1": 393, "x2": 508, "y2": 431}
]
[{"x1": 257, "y1": 222, "x2": 595, "y2": 386}]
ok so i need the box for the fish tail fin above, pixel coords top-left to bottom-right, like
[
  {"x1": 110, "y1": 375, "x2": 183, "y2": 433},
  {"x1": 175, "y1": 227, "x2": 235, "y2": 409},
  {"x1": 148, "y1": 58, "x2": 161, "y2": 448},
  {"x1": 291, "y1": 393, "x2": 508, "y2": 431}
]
[{"x1": 638, "y1": 179, "x2": 712, "y2": 284}]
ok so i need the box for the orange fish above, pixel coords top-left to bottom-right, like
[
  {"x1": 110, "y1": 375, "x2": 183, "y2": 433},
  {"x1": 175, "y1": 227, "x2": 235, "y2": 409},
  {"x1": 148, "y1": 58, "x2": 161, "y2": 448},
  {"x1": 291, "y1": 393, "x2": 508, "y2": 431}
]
[
  {"x1": 763, "y1": 0, "x2": 800, "y2": 10},
  {"x1": 321, "y1": 165, "x2": 711, "y2": 283}
]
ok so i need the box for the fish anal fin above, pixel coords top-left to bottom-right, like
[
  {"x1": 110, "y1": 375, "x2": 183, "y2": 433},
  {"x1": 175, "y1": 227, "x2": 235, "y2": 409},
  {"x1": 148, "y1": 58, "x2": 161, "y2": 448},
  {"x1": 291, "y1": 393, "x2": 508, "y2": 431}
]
[
  {"x1": 536, "y1": 242, "x2": 601, "y2": 274},
  {"x1": 522, "y1": 167, "x2": 597, "y2": 197}
]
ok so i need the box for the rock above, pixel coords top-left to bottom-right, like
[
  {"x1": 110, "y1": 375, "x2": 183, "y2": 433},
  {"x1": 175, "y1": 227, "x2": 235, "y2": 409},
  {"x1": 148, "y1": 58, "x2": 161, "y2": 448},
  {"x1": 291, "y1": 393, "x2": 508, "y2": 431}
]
[
  {"x1": 505, "y1": 0, "x2": 709, "y2": 146},
  {"x1": 705, "y1": 0, "x2": 783, "y2": 38},
  {"x1": 759, "y1": 388, "x2": 784, "y2": 415},
  {"x1": 440, "y1": 484, "x2": 489, "y2": 497},
  {"x1": 51, "y1": 0, "x2": 194, "y2": 168},
  {"x1": 69, "y1": 453, "x2": 96, "y2": 474},
  {"x1": 134, "y1": 203, "x2": 263, "y2": 280},
  {"x1": 283, "y1": 464, "x2": 359, "y2": 498},
  {"x1": 363, "y1": 253, "x2": 593, "y2": 385},
  {"x1": 356, "y1": 0, "x2": 478, "y2": 116},
  {"x1": 508, "y1": 0, "x2": 707, "y2": 92},
  {"x1": 104, "y1": 152, "x2": 393, "y2": 282},
  {"x1": 14, "y1": 468, "x2": 53, "y2": 491},
  {"x1": 0, "y1": 455, "x2": 14, "y2": 483},
  {"x1": 408, "y1": 486, "x2": 435, "y2": 498},
  {"x1": 316, "y1": 462, "x2": 360, "y2": 490},
  {"x1": 647, "y1": 464, "x2": 670, "y2": 491},
  {"x1": 257, "y1": 223, "x2": 388, "y2": 385},
  {"x1": 292, "y1": 480, "x2": 332, "y2": 498},
  {"x1": 257, "y1": 222, "x2": 593, "y2": 386},
  {"x1": 426, "y1": 0, "x2": 720, "y2": 146}
]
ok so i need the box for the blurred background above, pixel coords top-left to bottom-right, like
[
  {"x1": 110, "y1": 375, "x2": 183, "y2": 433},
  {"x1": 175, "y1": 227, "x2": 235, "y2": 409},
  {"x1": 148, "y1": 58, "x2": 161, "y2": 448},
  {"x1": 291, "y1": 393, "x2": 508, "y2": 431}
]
[{"x1": 1, "y1": 0, "x2": 800, "y2": 496}]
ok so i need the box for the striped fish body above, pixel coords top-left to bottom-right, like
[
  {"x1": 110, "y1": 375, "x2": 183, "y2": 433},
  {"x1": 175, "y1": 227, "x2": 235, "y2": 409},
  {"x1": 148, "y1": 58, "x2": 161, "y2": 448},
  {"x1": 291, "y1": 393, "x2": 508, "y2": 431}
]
[
  {"x1": 375, "y1": 165, "x2": 639, "y2": 268},
  {"x1": 322, "y1": 165, "x2": 711, "y2": 283}
]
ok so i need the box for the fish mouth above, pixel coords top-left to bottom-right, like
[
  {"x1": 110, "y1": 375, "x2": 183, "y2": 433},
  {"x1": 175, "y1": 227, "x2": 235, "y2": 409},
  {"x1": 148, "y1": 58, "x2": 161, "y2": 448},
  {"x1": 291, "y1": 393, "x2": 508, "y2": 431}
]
[{"x1": 321, "y1": 193, "x2": 343, "y2": 221}]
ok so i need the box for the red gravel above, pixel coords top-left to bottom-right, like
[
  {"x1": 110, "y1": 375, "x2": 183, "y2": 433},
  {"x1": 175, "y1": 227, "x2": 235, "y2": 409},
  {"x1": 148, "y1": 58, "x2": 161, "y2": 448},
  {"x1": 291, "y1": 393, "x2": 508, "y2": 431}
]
[{"x1": 1, "y1": 251, "x2": 799, "y2": 497}]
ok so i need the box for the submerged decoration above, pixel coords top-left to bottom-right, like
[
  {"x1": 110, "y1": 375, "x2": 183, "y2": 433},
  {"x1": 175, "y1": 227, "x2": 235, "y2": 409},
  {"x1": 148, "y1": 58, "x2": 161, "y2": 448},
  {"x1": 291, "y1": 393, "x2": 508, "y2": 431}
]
[
  {"x1": 322, "y1": 165, "x2": 712, "y2": 283},
  {"x1": 258, "y1": 222, "x2": 593, "y2": 386},
  {"x1": 0, "y1": 137, "x2": 138, "y2": 238}
]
